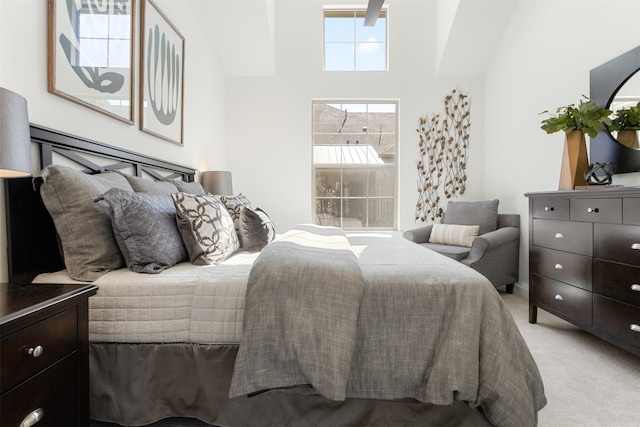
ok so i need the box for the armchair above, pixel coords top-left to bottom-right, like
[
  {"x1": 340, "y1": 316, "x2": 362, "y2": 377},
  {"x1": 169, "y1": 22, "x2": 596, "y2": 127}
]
[{"x1": 404, "y1": 200, "x2": 520, "y2": 294}]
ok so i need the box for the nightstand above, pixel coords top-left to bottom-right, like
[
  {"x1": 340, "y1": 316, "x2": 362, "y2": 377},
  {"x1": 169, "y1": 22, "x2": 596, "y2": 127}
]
[{"x1": 0, "y1": 283, "x2": 98, "y2": 426}]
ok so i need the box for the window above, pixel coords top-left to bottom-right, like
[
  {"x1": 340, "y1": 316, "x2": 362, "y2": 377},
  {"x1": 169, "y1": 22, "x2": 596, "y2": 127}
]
[
  {"x1": 312, "y1": 101, "x2": 397, "y2": 230},
  {"x1": 323, "y1": 9, "x2": 387, "y2": 71}
]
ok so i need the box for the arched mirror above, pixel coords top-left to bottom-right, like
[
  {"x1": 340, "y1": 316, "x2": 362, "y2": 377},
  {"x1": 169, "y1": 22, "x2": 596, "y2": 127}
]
[{"x1": 590, "y1": 45, "x2": 640, "y2": 174}]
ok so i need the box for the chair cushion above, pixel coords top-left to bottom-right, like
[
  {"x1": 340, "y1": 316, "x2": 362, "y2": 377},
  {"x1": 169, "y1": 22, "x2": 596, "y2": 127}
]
[
  {"x1": 443, "y1": 199, "x2": 499, "y2": 235},
  {"x1": 429, "y1": 224, "x2": 479, "y2": 247},
  {"x1": 419, "y1": 242, "x2": 470, "y2": 261}
]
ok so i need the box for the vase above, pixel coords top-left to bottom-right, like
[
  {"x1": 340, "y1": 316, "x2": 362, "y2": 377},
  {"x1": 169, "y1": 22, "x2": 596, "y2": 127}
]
[
  {"x1": 558, "y1": 130, "x2": 589, "y2": 190},
  {"x1": 616, "y1": 130, "x2": 639, "y2": 149}
]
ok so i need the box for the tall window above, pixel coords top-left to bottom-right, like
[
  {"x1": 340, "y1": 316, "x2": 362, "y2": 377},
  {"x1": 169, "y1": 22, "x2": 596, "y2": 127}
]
[
  {"x1": 323, "y1": 9, "x2": 387, "y2": 71},
  {"x1": 312, "y1": 101, "x2": 397, "y2": 230}
]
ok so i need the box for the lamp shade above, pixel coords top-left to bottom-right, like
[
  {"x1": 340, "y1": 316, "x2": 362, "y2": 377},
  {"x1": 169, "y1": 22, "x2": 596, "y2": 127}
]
[
  {"x1": 0, "y1": 87, "x2": 32, "y2": 177},
  {"x1": 201, "y1": 171, "x2": 233, "y2": 195}
]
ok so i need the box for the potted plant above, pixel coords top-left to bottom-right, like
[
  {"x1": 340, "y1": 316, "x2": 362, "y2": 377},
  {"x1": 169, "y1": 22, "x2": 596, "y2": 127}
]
[
  {"x1": 539, "y1": 96, "x2": 612, "y2": 190},
  {"x1": 609, "y1": 101, "x2": 640, "y2": 149}
]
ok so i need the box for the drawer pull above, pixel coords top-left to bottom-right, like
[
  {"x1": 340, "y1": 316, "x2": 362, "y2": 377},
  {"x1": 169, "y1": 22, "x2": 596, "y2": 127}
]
[
  {"x1": 586, "y1": 207, "x2": 599, "y2": 213},
  {"x1": 27, "y1": 345, "x2": 43, "y2": 358},
  {"x1": 631, "y1": 284, "x2": 640, "y2": 292},
  {"x1": 631, "y1": 324, "x2": 640, "y2": 333},
  {"x1": 554, "y1": 263, "x2": 563, "y2": 270},
  {"x1": 555, "y1": 233, "x2": 564, "y2": 239},
  {"x1": 632, "y1": 243, "x2": 640, "y2": 250},
  {"x1": 554, "y1": 294, "x2": 563, "y2": 301},
  {"x1": 20, "y1": 408, "x2": 44, "y2": 427},
  {"x1": 544, "y1": 206, "x2": 554, "y2": 212}
]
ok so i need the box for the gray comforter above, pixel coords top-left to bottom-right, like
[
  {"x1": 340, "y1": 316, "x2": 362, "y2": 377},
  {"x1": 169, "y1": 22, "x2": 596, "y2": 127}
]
[{"x1": 230, "y1": 225, "x2": 546, "y2": 427}]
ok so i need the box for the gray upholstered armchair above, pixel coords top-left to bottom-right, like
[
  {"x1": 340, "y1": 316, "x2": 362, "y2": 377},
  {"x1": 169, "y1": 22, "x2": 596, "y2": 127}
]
[{"x1": 404, "y1": 200, "x2": 520, "y2": 293}]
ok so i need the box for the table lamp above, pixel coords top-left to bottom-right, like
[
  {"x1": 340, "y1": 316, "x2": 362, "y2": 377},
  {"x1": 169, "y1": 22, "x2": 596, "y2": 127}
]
[
  {"x1": 201, "y1": 171, "x2": 233, "y2": 195},
  {"x1": 0, "y1": 87, "x2": 32, "y2": 178}
]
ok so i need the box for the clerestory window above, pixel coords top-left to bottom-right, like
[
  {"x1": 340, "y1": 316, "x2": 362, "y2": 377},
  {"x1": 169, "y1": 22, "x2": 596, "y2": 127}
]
[{"x1": 323, "y1": 8, "x2": 388, "y2": 71}]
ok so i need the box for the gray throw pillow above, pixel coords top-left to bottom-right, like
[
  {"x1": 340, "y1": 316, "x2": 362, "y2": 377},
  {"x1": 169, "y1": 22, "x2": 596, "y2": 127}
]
[
  {"x1": 443, "y1": 199, "x2": 499, "y2": 235},
  {"x1": 100, "y1": 188, "x2": 188, "y2": 274},
  {"x1": 238, "y1": 207, "x2": 276, "y2": 252},
  {"x1": 172, "y1": 193, "x2": 240, "y2": 265},
  {"x1": 124, "y1": 175, "x2": 178, "y2": 195},
  {"x1": 171, "y1": 180, "x2": 206, "y2": 195},
  {"x1": 39, "y1": 165, "x2": 134, "y2": 281}
]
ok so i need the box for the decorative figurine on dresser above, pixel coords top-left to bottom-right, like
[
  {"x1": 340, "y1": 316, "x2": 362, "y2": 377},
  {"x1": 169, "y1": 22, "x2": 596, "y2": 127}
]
[
  {"x1": 0, "y1": 283, "x2": 98, "y2": 426},
  {"x1": 525, "y1": 187, "x2": 640, "y2": 357}
]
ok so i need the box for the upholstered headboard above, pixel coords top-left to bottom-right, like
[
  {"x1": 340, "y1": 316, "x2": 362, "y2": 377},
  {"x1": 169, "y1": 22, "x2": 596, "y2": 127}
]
[{"x1": 4, "y1": 124, "x2": 197, "y2": 283}]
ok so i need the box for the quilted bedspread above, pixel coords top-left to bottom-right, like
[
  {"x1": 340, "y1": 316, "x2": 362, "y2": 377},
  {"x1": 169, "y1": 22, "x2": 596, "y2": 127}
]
[{"x1": 230, "y1": 225, "x2": 547, "y2": 427}]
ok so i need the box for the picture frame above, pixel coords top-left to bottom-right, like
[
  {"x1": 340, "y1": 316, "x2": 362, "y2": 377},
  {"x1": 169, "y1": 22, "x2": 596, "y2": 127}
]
[
  {"x1": 48, "y1": 0, "x2": 135, "y2": 124},
  {"x1": 140, "y1": 0, "x2": 185, "y2": 146}
]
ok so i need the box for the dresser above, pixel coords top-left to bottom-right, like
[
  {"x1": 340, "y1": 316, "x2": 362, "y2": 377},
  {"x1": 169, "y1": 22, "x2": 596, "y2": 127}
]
[
  {"x1": 0, "y1": 283, "x2": 98, "y2": 426},
  {"x1": 526, "y1": 187, "x2": 640, "y2": 357}
]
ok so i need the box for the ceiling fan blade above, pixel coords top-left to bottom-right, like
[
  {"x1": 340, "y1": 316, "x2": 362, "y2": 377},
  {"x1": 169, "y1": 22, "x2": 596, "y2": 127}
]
[{"x1": 364, "y1": 0, "x2": 384, "y2": 27}]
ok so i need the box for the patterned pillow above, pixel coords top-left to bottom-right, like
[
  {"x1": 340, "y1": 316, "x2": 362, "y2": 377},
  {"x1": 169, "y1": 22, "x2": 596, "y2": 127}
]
[
  {"x1": 238, "y1": 207, "x2": 276, "y2": 252},
  {"x1": 100, "y1": 188, "x2": 188, "y2": 273},
  {"x1": 429, "y1": 223, "x2": 479, "y2": 247},
  {"x1": 172, "y1": 193, "x2": 240, "y2": 265},
  {"x1": 219, "y1": 194, "x2": 253, "y2": 234},
  {"x1": 39, "y1": 165, "x2": 133, "y2": 281}
]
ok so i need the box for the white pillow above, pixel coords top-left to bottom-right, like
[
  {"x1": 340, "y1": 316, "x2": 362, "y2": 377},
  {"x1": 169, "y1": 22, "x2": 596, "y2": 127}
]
[{"x1": 428, "y1": 223, "x2": 479, "y2": 247}]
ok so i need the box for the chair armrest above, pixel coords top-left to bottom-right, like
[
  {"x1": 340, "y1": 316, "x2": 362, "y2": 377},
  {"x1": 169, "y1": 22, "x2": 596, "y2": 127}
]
[
  {"x1": 462, "y1": 227, "x2": 520, "y2": 265},
  {"x1": 403, "y1": 224, "x2": 434, "y2": 244}
]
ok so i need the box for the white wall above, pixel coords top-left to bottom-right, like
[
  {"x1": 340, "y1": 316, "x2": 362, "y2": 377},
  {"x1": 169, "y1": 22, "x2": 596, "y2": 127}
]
[
  {"x1": 225, "y1": 0, "x2": 486, "y2": 233},
  {"x1": 0, "y1": 0, "x2": 227, "y2": 281},
  {"x1": 484, "y1": 0, "x2": 640, "y2": 288}
]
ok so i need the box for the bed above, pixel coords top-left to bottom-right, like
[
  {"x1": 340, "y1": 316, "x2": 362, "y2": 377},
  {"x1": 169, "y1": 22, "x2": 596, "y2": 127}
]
[{"x1": 5, "y1": 125, "x2": 546, "y2": 427}]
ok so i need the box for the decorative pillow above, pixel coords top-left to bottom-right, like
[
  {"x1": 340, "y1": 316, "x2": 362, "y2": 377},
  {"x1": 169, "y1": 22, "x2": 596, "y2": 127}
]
[
  {"x1": 219, "y1": 194, "x2": 253, "y2": 234},
  {"x1": 39, "y1": 165, "x2": 134, "y2": 281},
  {"x1": 124, "y1": 174, "x2": 177, "y2": 195},
  {"x1": 238, "y1": 207, "x2": 276, "y2": 252},
  {"x1": 443, "y1": 199, "x2": 499, "y2": 235},
  {"x1": 170, "y1": 180, "x2": 206, "y2": 195},
  {"x1": 171, "y1": 193, "x2": 240, "y2": 265},
  {"x1": 429, "y1": 224, "x2": 479, "y2": 247},
  {"x1": 100, "y1": 188, "x2": 188, "y2": 274}
]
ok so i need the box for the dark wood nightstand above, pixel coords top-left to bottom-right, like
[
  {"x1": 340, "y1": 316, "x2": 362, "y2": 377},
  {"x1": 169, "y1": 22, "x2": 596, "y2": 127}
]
[{"x1": 0, "y1": 283, "x2": 97, "y2": 426}]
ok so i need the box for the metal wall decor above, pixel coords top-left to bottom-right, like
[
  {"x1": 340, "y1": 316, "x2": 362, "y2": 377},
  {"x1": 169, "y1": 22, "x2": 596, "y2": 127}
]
[
  {"x1": 48, "y1": 0, "x2": 135, "y2": 123},
  {"x1": 415, "y1": 89, "x2": 470, "y2": 222},
  {"x1": 140, "y1": 0, "x2": 185, "y2": 146}
]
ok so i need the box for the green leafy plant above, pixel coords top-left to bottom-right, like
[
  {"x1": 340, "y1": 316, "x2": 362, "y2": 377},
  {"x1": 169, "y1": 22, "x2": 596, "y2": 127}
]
[
  {"x1": 539, "y1": 96, "x2": 612, "y2": 138},
  {"x1": 609, "y1": 101, "x2": 640, "y2": 131}
]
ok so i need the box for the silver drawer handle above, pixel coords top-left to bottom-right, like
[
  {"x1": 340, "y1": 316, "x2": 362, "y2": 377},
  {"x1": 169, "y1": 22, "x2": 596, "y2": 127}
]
[
  {"x1": 544, "y1": 206, "x2": 554, "y2": 212},
  {"x1": 554, "y1": 294, "x2": 563, "y2": 301},
  {"x1": 632, "y1": 284, "x2": 640, "y2": 292},
  {"x1": 631, "y1": 324, "x2": 640, "y2": 333},
  {"x1": 27, "y1": 346, "x2": 43, "y2": 358},
  {"x1": 20, "y1": 408, "x2": 44, "y2": 427},
  {"x1": 554, "y1": 264, "x2": 563, "y2": 270},
  {"x1": 555, "y1": 233, "x2": 564, "y2": 239},
  {"x1": 587, "y1": 207, "x2": 599, "y2": 213},
  {"x1": 632, "y1": 243, "x2": 640, "y2": 250}
]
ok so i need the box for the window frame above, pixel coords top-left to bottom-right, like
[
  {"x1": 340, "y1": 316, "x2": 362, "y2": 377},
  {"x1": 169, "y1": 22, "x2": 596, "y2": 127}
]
[
  {"x1": 311, "y1": 100, "x2": 399, "y2": 231},
  {"x1": 322, "y1": 6, "x2": 389, "y2": 72}
]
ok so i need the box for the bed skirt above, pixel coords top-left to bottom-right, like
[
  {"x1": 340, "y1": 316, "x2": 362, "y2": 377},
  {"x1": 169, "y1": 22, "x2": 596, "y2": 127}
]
[{"x1": 89, "y1": 343, "x2": 493, "y2": 427}]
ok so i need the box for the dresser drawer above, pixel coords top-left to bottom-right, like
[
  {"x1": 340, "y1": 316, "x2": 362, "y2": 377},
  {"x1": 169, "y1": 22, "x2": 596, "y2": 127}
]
[
  {"x1": 594, "y1": 223, "x2": 640, "y2": 266},
  {"x1": 530, "y1": 246, "x2": 592, "y2": 291},
  {"x1": 0, "y1": 353, "x2": 77, "y2": 427},
  {"x1": 531, "y1": 197, "x2": 569, "y2": 220},
  {"x1": 0, "y1": 308, "x2": 77, "y2": 394},
  {"x1": 531, "y1": 275, "x2": 592, "y2": 326},
  {"x1": 623, "y1": 198, "x2": 640, "y2": 225},
  {"x1": 593, "y1": 259, "x2": 640, "y2": 308},
  {"x1": 593, "y1": 295, "x2": 640, "y2": 350},
  {"x1": 570, "y1": 198, "x2": 622, "y2": 223},
  {"x1": 532, "y1": 219, "x2": 593, "y2": 256}
]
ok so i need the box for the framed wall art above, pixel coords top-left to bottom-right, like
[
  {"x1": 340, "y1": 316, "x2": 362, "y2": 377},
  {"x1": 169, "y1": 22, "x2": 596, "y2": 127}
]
[
  {"x1": 48, "y1": 0, "x2": 135, "y2": 124},
  {"x1": 140, "y1": 0, "x2": 185, "y2": 146}
]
